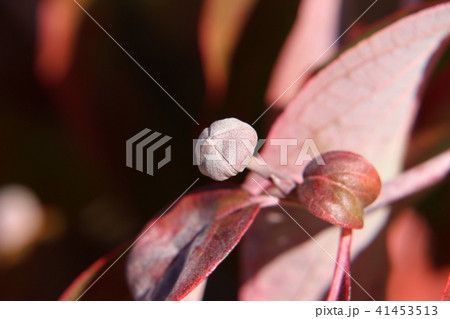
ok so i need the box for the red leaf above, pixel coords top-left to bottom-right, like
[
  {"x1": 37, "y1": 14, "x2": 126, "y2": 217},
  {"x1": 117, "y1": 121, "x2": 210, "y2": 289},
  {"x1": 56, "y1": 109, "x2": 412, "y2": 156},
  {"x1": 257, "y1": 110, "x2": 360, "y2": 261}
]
[
  {"x1": 266, "y1": 0, "x2": 342, "y2": 107},
  {"x1": 239, "y1": 206, "x2": 387, "y2": 300},
  {"x1": 326, "y1": 228, "x2": 352, "y2": 301},
  {"x1": 126, "y1": 187, "x2": 260, "y2": 300},
  {"x1": 59, "y1": 239, "x2": 205, "y2": 301},
  {"x1": 198, "y1": 0, "x2": 258, "y2": 104},
  {"x1": 240, "y1": 3, "x2": 450, "y2": 300},
  {"x1": 245, "y1": 3, "x2": 450, "y2": 193},
  {"x1": 367, "y1": 149, "x2": 450, "y2": 213},
  {"x1": 59, "y1": 255, "x2": 109, "y2": 301},
  {"x1": 160, "y1": 204, "x2": 260, "y2": 301},
  {"x1": 297, "y1": 151, "x2": 381, "y2": 229},
  {"x1": 35, "y1": 0, "x2": 84, "y2": 86},
  {"x1": 59, "y1": 241, "x2": 133, "y2": 301},
  {"x1": 386, "y1": 208, "x2": 450, "y2": 300},
  {"x1": 441, "y1": 273, "x2": 450, "y2": 301}
]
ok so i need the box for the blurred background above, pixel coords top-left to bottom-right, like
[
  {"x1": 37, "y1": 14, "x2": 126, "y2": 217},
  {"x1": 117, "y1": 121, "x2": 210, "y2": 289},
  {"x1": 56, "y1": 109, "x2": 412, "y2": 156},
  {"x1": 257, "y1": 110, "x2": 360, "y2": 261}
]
[{"x1": 0, "y1": 0, "x2": 448, "y2": 300}]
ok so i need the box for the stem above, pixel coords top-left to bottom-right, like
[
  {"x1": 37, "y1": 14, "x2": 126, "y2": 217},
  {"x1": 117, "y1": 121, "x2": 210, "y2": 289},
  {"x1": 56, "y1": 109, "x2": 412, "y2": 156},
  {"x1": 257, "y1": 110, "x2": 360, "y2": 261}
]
[
  {"x1": 327, "y1": 228, "x2": 352, "y2": 301},
  {"x1": 250, "y1": 195, "x2": 280, "y2": 209},
  {"x1": 366, "y1": 149, "x2": 450, "y2": 213},
  {"x1": 246, "y1": 156, "x2": 297, "y2": 195}
]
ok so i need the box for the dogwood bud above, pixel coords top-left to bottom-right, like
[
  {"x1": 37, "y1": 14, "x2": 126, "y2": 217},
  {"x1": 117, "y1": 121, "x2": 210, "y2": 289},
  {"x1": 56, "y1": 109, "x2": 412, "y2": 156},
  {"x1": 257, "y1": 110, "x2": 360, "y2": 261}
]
[{"x1": 196, "y1": 118, "x2": 258, "y2": 181}]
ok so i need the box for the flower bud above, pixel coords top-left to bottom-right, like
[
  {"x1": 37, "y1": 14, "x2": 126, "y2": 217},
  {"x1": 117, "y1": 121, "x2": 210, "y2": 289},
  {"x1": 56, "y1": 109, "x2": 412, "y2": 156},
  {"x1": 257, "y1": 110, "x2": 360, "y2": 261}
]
[{"x1": 196, "y1": 118, "x2": 258, "y2": 181}]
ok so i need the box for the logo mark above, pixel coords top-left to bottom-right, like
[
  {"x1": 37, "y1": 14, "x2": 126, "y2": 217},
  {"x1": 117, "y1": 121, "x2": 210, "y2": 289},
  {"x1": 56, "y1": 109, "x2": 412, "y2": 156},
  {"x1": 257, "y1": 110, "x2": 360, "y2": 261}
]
[{"x1": 126, "y1": 129, "x2": 172, "y2": 176}]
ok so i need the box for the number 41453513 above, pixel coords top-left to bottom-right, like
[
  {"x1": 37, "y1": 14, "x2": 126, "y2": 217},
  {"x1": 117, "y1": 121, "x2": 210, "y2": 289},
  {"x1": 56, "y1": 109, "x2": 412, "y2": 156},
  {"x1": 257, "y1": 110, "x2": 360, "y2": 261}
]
[{"x1": 375, "y1": 306, "x2": 438, "y2": 316}]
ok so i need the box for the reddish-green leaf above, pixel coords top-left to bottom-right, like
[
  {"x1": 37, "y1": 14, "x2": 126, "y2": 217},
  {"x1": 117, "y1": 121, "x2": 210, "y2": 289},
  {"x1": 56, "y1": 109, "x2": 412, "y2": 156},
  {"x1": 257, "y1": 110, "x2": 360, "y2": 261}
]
[
  {"x1": 126, "y1": 187, "x2": 260, "y2": 300},
  {"x1": 298, "y1": 151, "x2": 381, "y2": 229}
]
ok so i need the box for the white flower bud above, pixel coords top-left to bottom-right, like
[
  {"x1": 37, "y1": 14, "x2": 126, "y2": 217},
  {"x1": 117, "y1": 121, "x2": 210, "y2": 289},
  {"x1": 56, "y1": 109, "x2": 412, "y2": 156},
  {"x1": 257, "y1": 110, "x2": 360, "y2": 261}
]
[{"x1": 196, "y1": 118, "x2": 258, "y2": 181}]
